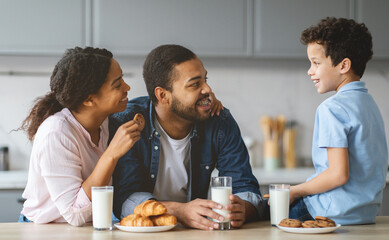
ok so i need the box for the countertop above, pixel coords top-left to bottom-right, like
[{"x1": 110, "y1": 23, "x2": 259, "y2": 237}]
[
  {"x1": 0, "y1": 171, "x2": 28, "y2": 189},
  {"x1": 253, "y1": 167, "x2": 315, "y2": 185},
  {"x1": 0, "y1": 217, "x2": 388, "y2": 240},
  {"x1": 1, "y1": 168, "x2": 388, "y2": 189}
]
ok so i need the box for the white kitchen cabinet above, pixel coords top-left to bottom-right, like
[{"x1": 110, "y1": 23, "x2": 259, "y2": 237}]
[
  {"x1": 92, "y1": 0, "x2": 249, "y2": 57},
  {"x1": 253, "y1": 0, "x2": 352, "y2": 58},
  {"x1": 0, "y1": 0, "x2": 87, "y2": 55},
  {"x1": 355, "y1": 0, "x2": 389, "y2": 59},
  {"x1": 1, "y1": 0, "x2": 388, "y2": 59}
]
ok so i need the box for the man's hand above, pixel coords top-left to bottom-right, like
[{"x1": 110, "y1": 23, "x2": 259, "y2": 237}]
[
  {"x1": 225, "y1": 195, "x2": 247, "y2": 228},
  {"x1": 163, "y1": 199, "x2": 225, "y2": 230}
]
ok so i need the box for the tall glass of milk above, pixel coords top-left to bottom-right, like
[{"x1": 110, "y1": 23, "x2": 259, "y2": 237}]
[
  {"x1": 211, "y1": 176, "x2": 232, "y2": 230},
  {"x1": 269, "y1": 184, "x2": 290, "y2": 226},
  {"x1": 92, "y1": 186, "x2": 113, "y2": 230}
]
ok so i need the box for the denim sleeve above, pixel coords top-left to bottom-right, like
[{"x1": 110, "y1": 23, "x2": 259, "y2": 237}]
[
  {"x1": 214, "y1": 111, "x2": 266, "y2": 220},
  {"x1": 215, "y1": 111, "x2": 261, "y2": 195},
  {"x1": 112, "y1": 144, "x2": 153, "y2": 219},
  {"x1": 235, "y1": 191, "x2": 269, "y2": 221},
  {"x1": 120, "y1": 192, "x2": 155, "y2": 219}
]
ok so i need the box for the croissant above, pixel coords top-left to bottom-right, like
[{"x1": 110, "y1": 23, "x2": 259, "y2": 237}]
[
  {"x1": 134, "y1": 200, "x2": 167, "y2": 217},
  {"x1": 120, "y1": 214, "x2": 153, "y2": 227},
  {"x1": 150, "y1": 213, "x2": 177, "y2": 226}
]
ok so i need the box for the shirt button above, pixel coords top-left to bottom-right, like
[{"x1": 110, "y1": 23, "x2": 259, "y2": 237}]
[
  {"x1": 151, "y1": 174, "x2": 155, "y2": 179},
  {"x1": 154, "y1": 146, "x2": 159, "y2": 150},
  {"x1": 155, "y1": 132, "x2": 159, "y2": 136},
  {"x1": 205, "y1": 166, "x2": 210, "y2": 170}
]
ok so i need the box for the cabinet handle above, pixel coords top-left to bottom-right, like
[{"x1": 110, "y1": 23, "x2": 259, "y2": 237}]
[{"x1": 17, "y1": 198, "x2": 26, "y2": 204}]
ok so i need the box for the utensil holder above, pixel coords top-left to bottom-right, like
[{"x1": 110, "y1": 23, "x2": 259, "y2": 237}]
[{"x1": 263, "y1": 140, "x2": 279, "y2": 170}]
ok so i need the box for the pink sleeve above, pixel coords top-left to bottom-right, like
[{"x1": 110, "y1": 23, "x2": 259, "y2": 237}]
[{"x1": 40, "y1": 132, "x2": 92, "y2": 226}]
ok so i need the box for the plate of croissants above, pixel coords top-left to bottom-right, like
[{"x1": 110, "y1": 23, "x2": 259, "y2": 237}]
[{"x1": 115, "y1": 200, "x2": 177, "y2": 233}]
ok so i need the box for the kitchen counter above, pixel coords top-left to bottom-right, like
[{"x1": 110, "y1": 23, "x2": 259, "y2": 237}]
[
  {"x1": 252, "y1": 167, "x2": 315, "y2": 185},
  {"x1": 0, "y1": 217, "x2": 388, "y2": 240},
  {"x1": 1, "y1": 168, "x2": 389, "y2": 189},
  {"x1": 252, "y1": 167, "x2": 389, "y2": 185},
  {"x1": 0, "y1": 171, "x2": 28, "y2": 189}
]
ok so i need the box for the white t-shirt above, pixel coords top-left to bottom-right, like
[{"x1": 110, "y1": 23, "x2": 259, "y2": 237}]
[{"x1": 152, "y1": 117, "x2": 191, "y2": 203}]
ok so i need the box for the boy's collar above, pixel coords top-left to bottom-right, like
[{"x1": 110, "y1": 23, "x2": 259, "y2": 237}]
[{"x1": 337, "y1": 81, "x2": 366, "y2": 93}]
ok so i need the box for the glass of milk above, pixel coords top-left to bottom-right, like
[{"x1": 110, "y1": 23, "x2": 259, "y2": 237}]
[
  {"x1": 269, "y1": 184, "x2": 290, "y2": 226},
  {"x1": 211, "y1": 176, "x2": 232, "y2": 230},
  {"x1": 92, "y1": 186, "x2": 114, "y2": 230}
]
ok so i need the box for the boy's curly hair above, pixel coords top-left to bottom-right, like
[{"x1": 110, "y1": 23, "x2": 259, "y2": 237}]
[{"x1": 301, "y1": 17, "x2": 373, "y2": 77}]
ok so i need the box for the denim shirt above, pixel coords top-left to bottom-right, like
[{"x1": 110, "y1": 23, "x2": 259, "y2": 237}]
[{"x1": 110, "y1": 97, "x2": 266, "y2": 220}]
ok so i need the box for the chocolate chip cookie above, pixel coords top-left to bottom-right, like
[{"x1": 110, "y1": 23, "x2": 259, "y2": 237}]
[
  {"x1": 278, "y1": 218, "x2": 302, "y2": 228},
  {"x1": 133, "y1": 113, "x2": 145, "y2": 131}
]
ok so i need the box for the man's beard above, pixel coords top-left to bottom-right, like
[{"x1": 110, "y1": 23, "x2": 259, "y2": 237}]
[{"x1": 170, "y1": 95, "x2": 210, "y2": 122}]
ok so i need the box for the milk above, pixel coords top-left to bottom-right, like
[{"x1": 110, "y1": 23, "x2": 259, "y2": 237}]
[
  {"x1": 92, "y1": 187, "x2": 113, "y2": 230},
  {"x1": 269, "y1": 188, "x2": 290, "y2": 225},
  {"x1": 211, "y1": 186, "x2": 232, "y2": 222}
]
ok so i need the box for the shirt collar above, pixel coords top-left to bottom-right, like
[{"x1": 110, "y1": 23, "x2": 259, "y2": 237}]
[{"x1": 337, "y1": 81, "x2": 367, "y2": 94}]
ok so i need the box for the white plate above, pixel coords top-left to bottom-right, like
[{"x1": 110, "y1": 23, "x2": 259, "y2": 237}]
[
  {"x1": 114, "y1": 223, "x2": 176, "y2": 233},
  {"x1": 277, "y1": 224, "x2": 341, "y2": 234}
]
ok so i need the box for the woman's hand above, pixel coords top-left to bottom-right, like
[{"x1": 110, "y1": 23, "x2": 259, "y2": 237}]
[
  {"x1": 209, "y1": 92, "x2": 224, "y2": 116},
  {"x1": 107, "y1": 120, "x2": 141, "y2": 160},
  {"x1": 82, "y1": 120, "x2": 141, "y2": 198}
]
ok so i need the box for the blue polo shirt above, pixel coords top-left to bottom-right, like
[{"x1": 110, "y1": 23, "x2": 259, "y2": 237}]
[{"x1": 304, "y1": 81, "x2": 388, "y2": 225}]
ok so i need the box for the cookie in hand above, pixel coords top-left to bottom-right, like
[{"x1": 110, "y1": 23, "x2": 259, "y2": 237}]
[{"x1": 133, "y1": 113, "x2": 145, "y2": 131}]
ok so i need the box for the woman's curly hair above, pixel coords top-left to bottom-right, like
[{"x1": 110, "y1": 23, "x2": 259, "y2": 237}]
[
  {"x1": 21, "y1": 47, "x2": 113, "y2": 140},
  {"x1": 301, "y1": 17, "x2": 373, "y2": 77}
]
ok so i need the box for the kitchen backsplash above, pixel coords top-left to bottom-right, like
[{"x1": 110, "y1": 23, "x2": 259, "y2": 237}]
[{"x1": 1, "y1": 56, "x2": 388, "y2": 170}]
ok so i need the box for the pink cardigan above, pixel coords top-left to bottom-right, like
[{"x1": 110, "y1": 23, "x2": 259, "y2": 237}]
[{"x1": 21, "y1": 108, "x2": 109, "y2": 226}]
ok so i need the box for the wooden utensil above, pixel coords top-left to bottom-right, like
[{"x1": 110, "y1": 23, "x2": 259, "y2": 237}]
[
  {"x1": 274, "y1": 115, "x2": 286, "y2": 142},
  {"x1": 260, "y1": 116, "x2": 272, "y2": 141}
]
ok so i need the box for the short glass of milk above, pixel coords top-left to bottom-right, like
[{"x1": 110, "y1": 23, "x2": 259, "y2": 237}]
[
  {"x1": 269, "y1": 184, "x2": 290, "y2": 226},
  {"x1": 211, "y1": 176, "x2": 232, "y2": 230},
  {"x1": 92, "y1": 186, "x2": 114, "y2": 230}
]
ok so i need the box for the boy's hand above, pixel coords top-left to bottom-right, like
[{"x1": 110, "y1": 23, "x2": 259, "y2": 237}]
[
  {"x1": 289, "y1": 186, "x2": 300, "y2": 205},
  {"x1": 209, "y1": 92, "x2": 223, "y2": 116}
]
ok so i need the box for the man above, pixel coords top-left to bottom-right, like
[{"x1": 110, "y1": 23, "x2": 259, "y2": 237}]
[{"x1": 110, "y1": 44, "x2": 268, "y2": 230}]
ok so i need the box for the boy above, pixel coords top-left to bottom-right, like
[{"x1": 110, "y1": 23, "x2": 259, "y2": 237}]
[{"x1": 289, "y1": 17, "x2": 388, "y2": 225}]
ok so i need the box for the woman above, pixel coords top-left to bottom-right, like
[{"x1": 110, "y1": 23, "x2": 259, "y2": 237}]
[{"x1": 19, "y1": 47, "x2": 141, "y2": 226}]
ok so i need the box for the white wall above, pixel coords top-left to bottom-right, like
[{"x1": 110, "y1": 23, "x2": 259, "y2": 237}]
[{"x1": 0, "y1": 56, "x2": 388, "y2": 170}]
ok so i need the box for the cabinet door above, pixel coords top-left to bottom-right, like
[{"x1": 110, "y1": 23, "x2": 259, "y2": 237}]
[
  {"x1": 0, "y1": 190, "x2": 24, "y2": 222},
  {"x1": 253, "y1": 0, "x2": 351, "y2": 58},
  {"x1": 355, "y1": 0, "x2": 389, "y2": 59},
  {"x1": 0, "y1": 0, "x2": 86, "y2": 55},
  {"x1": 93, "y1": 0, "x2": 249, "y2": 56}
]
